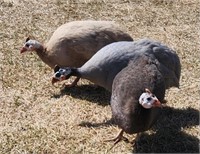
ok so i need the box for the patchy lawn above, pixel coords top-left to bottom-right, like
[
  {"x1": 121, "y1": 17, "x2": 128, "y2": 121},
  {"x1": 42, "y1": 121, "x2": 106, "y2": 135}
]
[{"x1": 0, "y1": 0, "x2": 199, "y2": 153}]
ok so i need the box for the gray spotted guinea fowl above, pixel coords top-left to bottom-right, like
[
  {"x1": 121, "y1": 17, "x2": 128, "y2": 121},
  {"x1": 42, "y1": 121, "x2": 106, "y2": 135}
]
[
  {"x1": 20, "y1": 20, "x2": 133, "y2": 86},
  {"x1": 108, "y1": 54, "x2": 166, "y2": 146},
  {"x1": 52, "y1": 38, "x2": 181, "y2": 91}
]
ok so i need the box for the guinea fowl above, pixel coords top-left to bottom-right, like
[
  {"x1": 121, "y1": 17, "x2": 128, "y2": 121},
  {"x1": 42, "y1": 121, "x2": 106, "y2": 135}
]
[
  {"x1": 52, "y1": 38, "x2": 181, "y2": 91},
  {"x1": 20, "y1": 20, "x2": 133, "y2": 86},
  {"x1": 108, "y1": 55, "x2": 166, "y2": 147}
]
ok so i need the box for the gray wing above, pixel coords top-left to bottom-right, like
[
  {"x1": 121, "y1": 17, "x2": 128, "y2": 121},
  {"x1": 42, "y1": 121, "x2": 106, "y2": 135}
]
[{"x1": 152, "y1": 45, "x2": 181, "y2": 88}]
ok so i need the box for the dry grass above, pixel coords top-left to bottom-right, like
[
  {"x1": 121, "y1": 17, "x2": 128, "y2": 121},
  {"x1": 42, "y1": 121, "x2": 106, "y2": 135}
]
[{"x1": 0, "y1": 0, "x2": 199, "y2": 153}]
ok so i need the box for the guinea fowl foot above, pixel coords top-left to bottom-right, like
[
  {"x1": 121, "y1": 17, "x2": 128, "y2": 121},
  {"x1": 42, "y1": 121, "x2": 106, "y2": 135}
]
[
  {"x1": 105, "y1": 130, "x2": 129, "y2": 149},
  {"x1": 129, "y1": 133, "x2": 141, "y2": 148},
  {"x1": 63, "y1": 77, "x2": 80, "y2": 88}
]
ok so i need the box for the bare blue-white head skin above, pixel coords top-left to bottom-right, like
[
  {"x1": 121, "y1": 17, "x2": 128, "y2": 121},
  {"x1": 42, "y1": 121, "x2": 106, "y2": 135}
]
[
  {"x1": 20, "y1": 37, "x2": 42, "y2": 53},
  {"x1": 51, "y1": 65, "x2": 72, "y2": 84},
  {"x1": 139, "y1": 88, "x2": 162, "y2": 109}
]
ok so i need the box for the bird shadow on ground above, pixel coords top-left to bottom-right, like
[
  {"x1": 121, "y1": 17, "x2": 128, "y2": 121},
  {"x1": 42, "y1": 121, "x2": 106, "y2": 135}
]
[
  {"x1": 79, "y1": 118, "x2": 114, "y2": 128},
  {"x1": 133, "y1": 106, "x2": 199, "y2": 153},
  {"x1": 52, "y1": 84, "x2": 111, "y2": 106},
  {"x1": 78, "y1": 106, "x2": 199, "y2": 153}
]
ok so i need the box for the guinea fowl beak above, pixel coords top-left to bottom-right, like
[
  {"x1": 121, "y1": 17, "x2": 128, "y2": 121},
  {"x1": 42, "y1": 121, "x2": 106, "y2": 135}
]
[
  {"x1": 51, "y1": 75, "x2": 66, "y2": 85},
  {"x1": 20, "y1": 47, "x2": 27, "y2": 53},
  {"x1": 52, "y1": 77, "x2": 60, "y2": 85},
  {"x1": 153, "y1": 99, "x2": 162, "y2": 108}
]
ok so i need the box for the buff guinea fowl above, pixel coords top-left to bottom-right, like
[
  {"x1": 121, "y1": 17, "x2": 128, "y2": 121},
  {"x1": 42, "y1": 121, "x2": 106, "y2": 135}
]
[{"x1": 20, "y1": 20, "x2": 133, "y2": 86}]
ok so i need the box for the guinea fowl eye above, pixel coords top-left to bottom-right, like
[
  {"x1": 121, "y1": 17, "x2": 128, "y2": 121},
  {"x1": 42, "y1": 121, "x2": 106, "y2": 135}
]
[
  {"x1": 147, "y1": 97, "x2": 152, "y2": 101},
  {"x1": 55, "y1": 72, "x2": 61, "y2": 78},
  {"x1": 25, "y1": 44, "x2": 30, "y2": 47}
]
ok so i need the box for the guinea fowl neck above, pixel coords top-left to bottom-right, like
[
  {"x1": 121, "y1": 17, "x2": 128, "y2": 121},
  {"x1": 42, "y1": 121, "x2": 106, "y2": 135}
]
[
  {"x1": 35, "y1": 44, "x2": 47, "y2": 59},
  {"x1": 34, "y1": 44, "x2": 52, "y2": 67},
  {"x1": 70, "y1": 68, "x2": 82, "y2": 77}
]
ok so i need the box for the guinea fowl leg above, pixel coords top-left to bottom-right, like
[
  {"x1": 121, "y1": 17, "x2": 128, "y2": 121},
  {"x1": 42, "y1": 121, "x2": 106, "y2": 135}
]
[
  {"x1": 64, "y1": 77, "x2": 80, "y2": 88},
  {"x1": 130, "y1": 133, "x2": 141, "y2": 147},
  {"x1": 105, "y1": 130, "x2": 129, "y2": 149}
]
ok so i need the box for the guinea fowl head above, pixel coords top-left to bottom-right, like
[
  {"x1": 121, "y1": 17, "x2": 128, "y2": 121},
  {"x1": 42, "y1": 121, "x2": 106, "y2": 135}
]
[
  {"x1": 52, "y1": 65, "x2": 73, "y2": 85},
  {"x1": 139, "y1": 88, "x2": 162, "y2": 109},
  {"x1": 20, "y1": 37, "x2": 42, "y2": 53}
]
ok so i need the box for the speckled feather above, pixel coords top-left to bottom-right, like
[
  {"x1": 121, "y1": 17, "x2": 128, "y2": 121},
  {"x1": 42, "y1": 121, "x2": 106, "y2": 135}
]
[
  {"x1": 111, "y1": 55, "x2": 166, "y2": 134},
  {"x1": 76, "y1": 39, "x2": 180, "y2": 91}
]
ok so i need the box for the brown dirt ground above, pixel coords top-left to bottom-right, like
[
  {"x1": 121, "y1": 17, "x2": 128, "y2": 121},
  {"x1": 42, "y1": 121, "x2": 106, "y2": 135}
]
[{"x1": 0, "y1": 0, "x2": 199, "y2": 153}]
